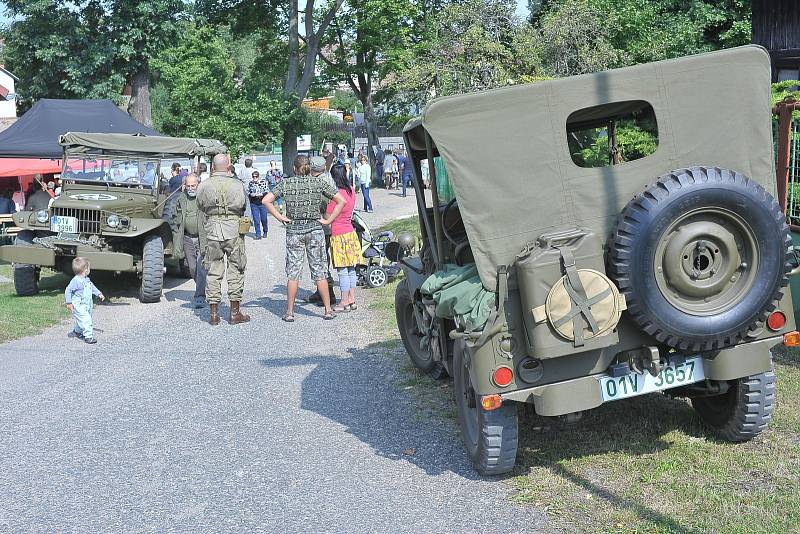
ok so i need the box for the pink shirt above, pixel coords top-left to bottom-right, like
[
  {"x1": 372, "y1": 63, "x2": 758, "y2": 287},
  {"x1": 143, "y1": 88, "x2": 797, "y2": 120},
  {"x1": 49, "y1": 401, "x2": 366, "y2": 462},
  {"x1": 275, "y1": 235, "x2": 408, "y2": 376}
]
[{"x1": 327, "y1": 186, "x2": 356, "y2": 235}]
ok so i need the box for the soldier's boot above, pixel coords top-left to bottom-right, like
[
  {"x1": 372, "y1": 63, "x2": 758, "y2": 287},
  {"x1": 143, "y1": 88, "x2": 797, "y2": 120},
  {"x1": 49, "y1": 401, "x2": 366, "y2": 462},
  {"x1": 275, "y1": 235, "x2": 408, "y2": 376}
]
[
  {"x1": 229, "y1": 301, "x2": 251, "y2": 324},
  {"x1": 209, "y1": 303, "x2": 221, "y2": 326}
]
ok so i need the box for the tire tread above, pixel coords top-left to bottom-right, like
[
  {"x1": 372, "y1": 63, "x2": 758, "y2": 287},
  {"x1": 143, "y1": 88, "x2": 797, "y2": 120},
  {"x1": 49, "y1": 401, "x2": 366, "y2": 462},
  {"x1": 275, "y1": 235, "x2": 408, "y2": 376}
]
[
  {"x1": 139, "y1": 234, "x2": 164, "y2": 303},
  {"x1": 610, "y1": 166, "x2": 791, "y2": 351}
]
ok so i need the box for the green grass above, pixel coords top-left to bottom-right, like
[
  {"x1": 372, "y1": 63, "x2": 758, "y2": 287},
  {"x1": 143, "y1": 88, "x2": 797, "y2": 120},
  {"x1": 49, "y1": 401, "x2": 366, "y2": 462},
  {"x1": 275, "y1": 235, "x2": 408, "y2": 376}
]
[
  {"x1": 0, "y1": 265, "x2": 71, "y2": 343},
  {"x1": 0, "y1": 264, "x2": 141, "y2": 343},
  {"x1": 372, "y1": 216, "x2": 800, "y2": 533},
  {"x1": 379, "y1": 215, "x2": 421, "y2": 239}
]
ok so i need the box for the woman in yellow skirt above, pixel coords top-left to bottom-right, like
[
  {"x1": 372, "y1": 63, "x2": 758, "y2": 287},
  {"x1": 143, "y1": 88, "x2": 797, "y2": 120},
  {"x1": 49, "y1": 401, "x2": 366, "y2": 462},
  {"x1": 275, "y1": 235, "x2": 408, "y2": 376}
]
[{"x1": 326, "y1": 163, "x2": 363, "y2": 311}]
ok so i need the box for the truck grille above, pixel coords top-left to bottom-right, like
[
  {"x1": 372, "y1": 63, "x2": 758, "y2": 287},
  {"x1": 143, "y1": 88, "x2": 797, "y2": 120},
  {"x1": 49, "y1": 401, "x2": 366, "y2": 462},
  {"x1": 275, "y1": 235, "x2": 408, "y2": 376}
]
[{"x1": 52, "y1": 207, "x2": 102, "y2": 234}]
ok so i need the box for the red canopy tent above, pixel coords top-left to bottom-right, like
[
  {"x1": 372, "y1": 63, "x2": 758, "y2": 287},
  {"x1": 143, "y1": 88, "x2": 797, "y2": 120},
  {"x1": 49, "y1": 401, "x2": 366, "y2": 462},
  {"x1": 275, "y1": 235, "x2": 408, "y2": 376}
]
[{"x1": 0, "y1": 158, "x2": 63, "y2": 177}]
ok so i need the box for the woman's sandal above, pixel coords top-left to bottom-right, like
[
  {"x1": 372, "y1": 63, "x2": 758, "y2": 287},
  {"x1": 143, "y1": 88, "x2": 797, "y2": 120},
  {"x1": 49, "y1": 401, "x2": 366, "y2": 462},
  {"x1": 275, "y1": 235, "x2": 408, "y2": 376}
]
[
  {"x1": 282, "y1": 314, "x2": 295, "y2": 322},
  {"x1": 333, "y1": 305, "x2": 350, "y2": 313},
  {"x1": 322, "y1": 311, "x2": 336, "y2": 320},
  {"x1": 347, "y1": 303, "x2": 358, "y2": 311}
]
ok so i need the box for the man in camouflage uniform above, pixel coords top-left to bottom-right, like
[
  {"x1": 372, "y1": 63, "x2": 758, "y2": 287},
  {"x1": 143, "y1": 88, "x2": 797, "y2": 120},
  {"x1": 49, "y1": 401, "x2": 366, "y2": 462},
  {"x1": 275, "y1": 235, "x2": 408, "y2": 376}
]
[{"x1": 196, "y1": 153, "x2": 250, "y2": 325}]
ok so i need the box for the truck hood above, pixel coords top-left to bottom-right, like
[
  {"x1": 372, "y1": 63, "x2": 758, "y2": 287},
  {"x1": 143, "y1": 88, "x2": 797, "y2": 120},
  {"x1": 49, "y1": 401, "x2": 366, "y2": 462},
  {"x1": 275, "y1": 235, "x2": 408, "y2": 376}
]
[{"x1": 54, "y1": 183, "x2": 157, "y2": 214}]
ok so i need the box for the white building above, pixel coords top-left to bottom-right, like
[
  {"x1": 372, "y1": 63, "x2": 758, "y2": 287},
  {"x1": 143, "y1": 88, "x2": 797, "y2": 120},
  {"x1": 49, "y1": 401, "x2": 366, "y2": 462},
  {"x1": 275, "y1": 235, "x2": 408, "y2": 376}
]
[{"x1": 0, "y1": 66, "x2": 18, "y2": 120}]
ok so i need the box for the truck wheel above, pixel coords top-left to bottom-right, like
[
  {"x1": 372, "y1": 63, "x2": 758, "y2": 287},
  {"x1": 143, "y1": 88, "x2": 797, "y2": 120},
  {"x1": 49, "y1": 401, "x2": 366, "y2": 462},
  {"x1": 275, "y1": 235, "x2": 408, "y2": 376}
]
[
  {"x1": 139, "y1": 234, "x2": 164, "y2": 303},
  {"x1": 692, "y1": 363, "x2": 776, "y2": 442},
  {"x1": 13, "y1": 230, "x2": 39, "y2": 296},
  {"x1": 14, "y1": 265, "x2": 39, "y2": 296},
  {"x1": 610, "y1": 167, "x2": 791, "y2": 352},
  {"x1": 396, "y1": 280, "x2": 447, "y2": 379},
  {"x1": 454, "y1": 340, "x2": 518, "y2": 475}
]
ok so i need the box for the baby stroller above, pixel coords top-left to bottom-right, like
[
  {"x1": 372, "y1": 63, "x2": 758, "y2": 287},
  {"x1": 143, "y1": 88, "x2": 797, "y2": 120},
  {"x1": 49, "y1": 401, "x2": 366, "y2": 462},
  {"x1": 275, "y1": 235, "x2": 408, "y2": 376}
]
[{"x1": 351, "y1": 211, "x2": 401, "y2": 288}]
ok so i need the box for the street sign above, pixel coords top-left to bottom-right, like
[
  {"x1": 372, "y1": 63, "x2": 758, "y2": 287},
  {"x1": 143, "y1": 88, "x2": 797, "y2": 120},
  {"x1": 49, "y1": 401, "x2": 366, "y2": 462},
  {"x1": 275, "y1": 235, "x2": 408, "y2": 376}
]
[{"x1": 297, "y1": 134, "x2": 312, "y2": 151}]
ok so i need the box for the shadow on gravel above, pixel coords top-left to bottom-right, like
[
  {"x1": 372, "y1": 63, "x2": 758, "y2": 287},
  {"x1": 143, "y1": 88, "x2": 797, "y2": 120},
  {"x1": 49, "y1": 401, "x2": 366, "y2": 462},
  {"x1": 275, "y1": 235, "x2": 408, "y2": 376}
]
[{"x1": 257, "y1": 342, "x2": 482, "y2": 479}]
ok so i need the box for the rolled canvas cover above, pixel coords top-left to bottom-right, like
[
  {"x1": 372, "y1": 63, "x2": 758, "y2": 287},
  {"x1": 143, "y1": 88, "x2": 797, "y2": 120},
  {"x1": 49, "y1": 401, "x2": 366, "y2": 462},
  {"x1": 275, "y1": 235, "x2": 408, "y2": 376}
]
[
  {"x1": 419, "y1": 45, "x2": 775, "y2": 291},
  {"x1": 59, "y1": 132, "x2": 227, "y2": 158}
]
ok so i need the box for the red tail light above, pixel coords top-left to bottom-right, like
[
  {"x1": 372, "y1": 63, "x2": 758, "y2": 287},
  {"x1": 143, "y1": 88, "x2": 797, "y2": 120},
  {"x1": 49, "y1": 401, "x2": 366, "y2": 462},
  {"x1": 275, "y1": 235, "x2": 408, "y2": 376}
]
[
  {"x1": 492, "y1": 366, "x2": 513, "y2": 387},
  {"x1": 767, "y1": 311, "x2": 787, "y2": 331}
]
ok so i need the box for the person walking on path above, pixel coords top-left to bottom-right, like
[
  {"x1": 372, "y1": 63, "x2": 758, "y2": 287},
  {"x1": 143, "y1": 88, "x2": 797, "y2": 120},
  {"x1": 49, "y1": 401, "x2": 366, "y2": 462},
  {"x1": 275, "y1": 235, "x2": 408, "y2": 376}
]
[
  {"x1": 196, "y1": 153, "x2": 251, "y2": 326},
  {"x1": 374, "y1": 145, "x2": 385, "y2": 186},
  {"x1": 247, "y1": 170, "x2": 270, "y2": 240},
  {"x1": 170, "y1": 173, "x2": 208, "y2": 309},
  {"x1": 262, "y1": 155, "x2": 347, "y2": 322},
  {"x1": 326, "y1": 163, "x2": 361, "y2": 312},
  {"x1": 383, "y1": 149, "x2": 397, "y2": 189},
  {"x1": 357, "y1": 154, "x2": 373, "y2": 212},
  {"x1": 398, "y1": 149, "x2": 413, "y2": 198},
  {"x1": 64, "y1": 257, "x2": 105, "y2": 344}
]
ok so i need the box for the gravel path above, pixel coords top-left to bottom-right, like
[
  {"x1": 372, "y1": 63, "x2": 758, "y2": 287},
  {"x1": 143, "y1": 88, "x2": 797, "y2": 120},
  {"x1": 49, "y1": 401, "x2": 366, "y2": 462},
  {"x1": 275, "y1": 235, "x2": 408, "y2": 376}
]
[{"x1": 0, "y1": 187, "x2": 547, "y2": 532}]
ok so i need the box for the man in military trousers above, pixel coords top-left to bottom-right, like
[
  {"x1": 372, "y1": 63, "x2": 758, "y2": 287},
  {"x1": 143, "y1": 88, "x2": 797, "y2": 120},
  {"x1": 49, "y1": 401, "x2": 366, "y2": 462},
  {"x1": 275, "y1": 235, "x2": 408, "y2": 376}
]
[{"x1": 196, "y1": 153, "x2": 251, "y2": 325}]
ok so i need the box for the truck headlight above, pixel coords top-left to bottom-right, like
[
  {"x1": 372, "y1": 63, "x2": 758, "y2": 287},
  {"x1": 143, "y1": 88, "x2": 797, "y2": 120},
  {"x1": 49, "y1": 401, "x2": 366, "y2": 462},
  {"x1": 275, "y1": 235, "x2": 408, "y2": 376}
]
[
  {"x1": 36, "y1": 210, "x2": 48, "y2": 223},
  {"x1": 107, "y1": 214, "x2": 120, "y2": 228}
]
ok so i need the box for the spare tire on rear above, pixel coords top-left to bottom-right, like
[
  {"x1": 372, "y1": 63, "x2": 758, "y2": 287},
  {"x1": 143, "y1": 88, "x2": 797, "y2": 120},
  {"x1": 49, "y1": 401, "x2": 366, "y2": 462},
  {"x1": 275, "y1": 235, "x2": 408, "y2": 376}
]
[{"x1": 610, "y1": 167, "x2": 791, "y2": 352}]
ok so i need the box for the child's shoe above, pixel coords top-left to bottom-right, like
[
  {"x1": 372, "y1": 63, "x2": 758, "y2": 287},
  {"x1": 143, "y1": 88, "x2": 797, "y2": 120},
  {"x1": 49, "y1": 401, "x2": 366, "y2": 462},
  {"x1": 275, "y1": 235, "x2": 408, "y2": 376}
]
[
  {"x1": 71, "y1": 331, "x2": 84, "y2": 340},
  {"x1": 84, "y1": 337, "x2": 97, "y2": 344}
]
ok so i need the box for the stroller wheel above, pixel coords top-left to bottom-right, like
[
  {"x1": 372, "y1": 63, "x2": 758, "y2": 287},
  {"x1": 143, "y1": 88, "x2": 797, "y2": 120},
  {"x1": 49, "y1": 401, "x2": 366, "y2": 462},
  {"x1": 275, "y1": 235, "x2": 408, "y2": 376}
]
[{"x1": 366, "y1": 265, "x2": 388, "y2": 288}]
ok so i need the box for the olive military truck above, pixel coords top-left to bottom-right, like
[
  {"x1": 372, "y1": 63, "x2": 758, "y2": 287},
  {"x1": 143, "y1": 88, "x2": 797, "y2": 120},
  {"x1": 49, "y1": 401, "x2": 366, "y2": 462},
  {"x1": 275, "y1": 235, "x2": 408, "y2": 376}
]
[
  {"x1": 0, "y1": 133, "x2": 226, "y2": 302},
  {"x1": 388, "y1": 46, "x2": 797, "y2": 475}
]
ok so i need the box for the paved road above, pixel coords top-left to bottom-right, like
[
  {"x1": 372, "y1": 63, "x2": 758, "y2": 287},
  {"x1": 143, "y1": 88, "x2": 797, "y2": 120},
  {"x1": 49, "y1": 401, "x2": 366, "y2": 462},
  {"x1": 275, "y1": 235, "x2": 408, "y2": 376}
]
[{"x1": 0, "y1": 188, "x2": 547, "y2": 532}]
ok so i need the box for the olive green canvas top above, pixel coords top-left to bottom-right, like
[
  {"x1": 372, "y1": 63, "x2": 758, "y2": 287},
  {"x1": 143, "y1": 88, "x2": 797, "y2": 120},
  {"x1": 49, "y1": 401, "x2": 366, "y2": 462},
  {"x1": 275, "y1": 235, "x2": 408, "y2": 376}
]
[
  {"x1": 405, "y1": 45, "x2": 776, "y2": 290},
  {"x1": 59, "y1": 132, "x2": 227, "y2": 158}
]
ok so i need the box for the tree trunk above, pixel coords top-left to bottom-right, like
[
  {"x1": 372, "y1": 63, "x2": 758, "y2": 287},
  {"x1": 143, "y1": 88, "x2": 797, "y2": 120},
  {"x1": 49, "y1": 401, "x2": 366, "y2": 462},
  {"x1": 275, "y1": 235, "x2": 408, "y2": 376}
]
[
  {"x1": 282, "y1": 127, "x2": 297, "y2": 176},
  {"x1": 129, "y1": 67, "x2": 153, "y2": 127},
  {"x1": 363, "y1": 92, "x2": 380, "y2": 174}
]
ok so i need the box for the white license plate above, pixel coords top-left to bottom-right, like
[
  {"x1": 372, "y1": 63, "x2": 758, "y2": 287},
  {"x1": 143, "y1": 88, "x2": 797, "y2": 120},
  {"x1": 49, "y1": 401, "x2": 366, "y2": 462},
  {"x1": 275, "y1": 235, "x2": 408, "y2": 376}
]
[
  {"x1": 598, "y1": 357, "x2": 705, "y2": 402},
  {"x1": 50, "y1": 215, "x2": 78, "y2": 233}
]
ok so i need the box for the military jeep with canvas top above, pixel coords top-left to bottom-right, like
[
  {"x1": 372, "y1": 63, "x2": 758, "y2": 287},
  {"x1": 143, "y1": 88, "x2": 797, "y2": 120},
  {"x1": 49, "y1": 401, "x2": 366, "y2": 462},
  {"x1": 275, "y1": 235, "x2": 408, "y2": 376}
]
[
  {"x1": 389, "y1": 45, "x2": 796, "y2": 475},
  {"x1": 0, "y1": 132, "x2": 226, "y2": 302}
]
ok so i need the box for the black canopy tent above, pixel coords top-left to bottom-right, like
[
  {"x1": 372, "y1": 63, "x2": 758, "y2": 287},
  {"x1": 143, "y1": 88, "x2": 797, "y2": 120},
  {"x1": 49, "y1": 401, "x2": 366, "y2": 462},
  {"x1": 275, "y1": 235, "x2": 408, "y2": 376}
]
[{"x1": 0, "y1": 99, "x2": 161, "y2": 159}]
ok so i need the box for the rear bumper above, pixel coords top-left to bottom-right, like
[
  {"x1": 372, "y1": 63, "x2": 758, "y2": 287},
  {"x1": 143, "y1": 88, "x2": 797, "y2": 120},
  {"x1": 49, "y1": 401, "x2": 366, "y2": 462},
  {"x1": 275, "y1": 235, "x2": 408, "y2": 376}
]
[
  {"x1": 0, "y1": 245, "x2": 135, "y2": 272},
  {"x1": 500, "y1": 336, "x2": 778, "y2": 416}
]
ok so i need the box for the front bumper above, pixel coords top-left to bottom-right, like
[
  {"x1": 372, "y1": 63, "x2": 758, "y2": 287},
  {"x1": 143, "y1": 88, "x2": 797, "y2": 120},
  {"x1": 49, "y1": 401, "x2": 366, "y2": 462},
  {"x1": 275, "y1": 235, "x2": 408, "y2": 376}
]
[
  {"x1": 0, "y1": 244, "x2": 135, "y2": 272},
  {"x1": 500, "y1": 336, "x2": 778, "y2": 416}
]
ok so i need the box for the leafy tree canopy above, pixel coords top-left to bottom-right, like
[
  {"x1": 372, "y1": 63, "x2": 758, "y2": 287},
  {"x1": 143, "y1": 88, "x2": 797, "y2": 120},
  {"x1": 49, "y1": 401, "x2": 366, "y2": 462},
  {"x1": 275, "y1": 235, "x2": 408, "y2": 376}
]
[
  {"x1": 4, "y1": 0, "x2": 183, "y2": 108},
  {"x1": 151, "y1": 24, "x2": 285, "y2": 158}
]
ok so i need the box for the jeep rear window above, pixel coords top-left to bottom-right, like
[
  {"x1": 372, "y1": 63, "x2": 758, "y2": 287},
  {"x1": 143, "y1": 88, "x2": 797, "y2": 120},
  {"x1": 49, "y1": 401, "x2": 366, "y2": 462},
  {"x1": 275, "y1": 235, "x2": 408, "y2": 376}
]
[{"x1": 566, "y1": 100, "x2": 658, "y2": 168}]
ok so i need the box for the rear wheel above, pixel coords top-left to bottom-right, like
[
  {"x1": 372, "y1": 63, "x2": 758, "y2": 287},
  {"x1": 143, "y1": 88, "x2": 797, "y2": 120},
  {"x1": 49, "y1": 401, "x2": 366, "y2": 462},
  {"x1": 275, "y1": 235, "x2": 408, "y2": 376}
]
[
  {"x1": 139, "y1": 234, "x2": 164, "y2": 303},
  {"x1": 13, "y1": 230, "x2": 39, "y2": 296},
  {"x1": 395, "y1": 279, "x2": 447, "y2": 379},
  {"x1": 454, "y1": 340, "x2": 518, "y2": 475},
  {"x1": 692, "y1": 363, "x2": 776, "y2": 442}
]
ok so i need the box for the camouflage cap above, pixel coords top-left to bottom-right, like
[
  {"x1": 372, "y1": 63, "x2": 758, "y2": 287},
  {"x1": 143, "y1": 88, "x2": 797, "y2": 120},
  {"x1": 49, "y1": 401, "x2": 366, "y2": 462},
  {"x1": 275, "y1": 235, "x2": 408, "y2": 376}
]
[{"x1": 309, "y1": 156, "x2": 326, "y2": 172}]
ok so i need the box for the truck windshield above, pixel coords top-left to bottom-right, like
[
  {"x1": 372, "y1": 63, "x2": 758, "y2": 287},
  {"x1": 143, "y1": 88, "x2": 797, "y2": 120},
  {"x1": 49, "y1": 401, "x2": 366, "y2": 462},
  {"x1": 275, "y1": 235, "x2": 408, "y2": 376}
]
[{"x1": 63, "y1": 158, "x2": 161, "y2": 188}]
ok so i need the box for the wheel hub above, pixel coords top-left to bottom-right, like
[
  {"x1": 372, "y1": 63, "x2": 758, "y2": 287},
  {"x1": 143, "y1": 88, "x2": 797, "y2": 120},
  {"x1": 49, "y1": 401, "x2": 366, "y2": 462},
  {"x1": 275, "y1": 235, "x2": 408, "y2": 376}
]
[{"x1": 655, "y1": 209, "x2": 757, "y2": 315}]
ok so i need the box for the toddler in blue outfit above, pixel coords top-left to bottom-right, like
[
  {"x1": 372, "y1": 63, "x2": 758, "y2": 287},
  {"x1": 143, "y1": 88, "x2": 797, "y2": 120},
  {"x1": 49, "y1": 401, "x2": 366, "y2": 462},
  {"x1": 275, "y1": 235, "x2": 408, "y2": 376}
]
[{"x1": 64, "y1": 257, "x2": 105, "y2": 344}]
